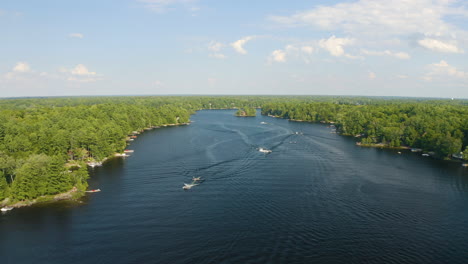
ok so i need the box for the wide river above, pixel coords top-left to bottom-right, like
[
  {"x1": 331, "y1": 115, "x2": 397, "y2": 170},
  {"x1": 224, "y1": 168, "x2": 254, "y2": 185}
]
[{"x1": 1, "y1": 110, "x2": 468, "y2": 263}]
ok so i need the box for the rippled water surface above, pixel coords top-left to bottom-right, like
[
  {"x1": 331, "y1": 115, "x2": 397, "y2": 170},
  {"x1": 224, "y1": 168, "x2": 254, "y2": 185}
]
[{"x1": 2, "y1": 110, "x2": 468, "y2": 264}]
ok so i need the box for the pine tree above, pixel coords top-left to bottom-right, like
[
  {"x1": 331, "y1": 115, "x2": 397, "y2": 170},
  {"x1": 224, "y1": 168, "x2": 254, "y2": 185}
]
[{"x1": 46, "y1": 156, "x2": 72, "y2": 195}]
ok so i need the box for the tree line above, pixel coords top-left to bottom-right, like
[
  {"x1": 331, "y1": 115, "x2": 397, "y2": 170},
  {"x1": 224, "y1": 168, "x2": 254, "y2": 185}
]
[
  {"x1": 0, "y1": 96, "x2": 270, "y2": 203},
  {"x1": 262, "y1": 100, "x2": 468, "y2": 158},
  {"x1": 1, "y1": 96, "x2": 467, "y2": 204}
]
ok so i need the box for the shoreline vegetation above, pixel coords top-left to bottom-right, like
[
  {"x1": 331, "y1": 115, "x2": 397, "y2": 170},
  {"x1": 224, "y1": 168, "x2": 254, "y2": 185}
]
[
  {"x1": 1, "y1": 96, "x2": 467, "y2": 208},
  {"x1": 1, "y1": 122, "x2": 193, "y2": 209},
  {"x1": 276, "y1": 114, "x2": 468, "y2": 164},
  {"x1": 235, "y1": 107, "x2": 256, "y2": 117}
]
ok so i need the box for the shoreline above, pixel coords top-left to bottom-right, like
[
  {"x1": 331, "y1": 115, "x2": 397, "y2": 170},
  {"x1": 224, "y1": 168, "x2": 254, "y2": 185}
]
[
  {"x1": 1, "y1": 122, "x2": 192, "y2": 210},
  {"x1": 1, "y1": 186, "x2": 84, "y2": 209},
  {"x1": 355, "y1": 142, "x2": 411, "y2": 150},
  {"x1": 3, "y1": 110, "x2": 464, "y2": 210},
  {"x1": 265, "y1": 113, "x2": 466, "y2": 162}
]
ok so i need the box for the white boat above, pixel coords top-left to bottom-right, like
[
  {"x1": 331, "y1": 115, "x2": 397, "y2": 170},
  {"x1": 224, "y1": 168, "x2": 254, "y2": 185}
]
[
  {"x1": 192, "y1": 177, "x2": 202, "y2": 181},
  {"x1": 1, "y1": 206, "x2": 13, "y2": 212},
  {"x1": 260, "y1": 122, "x2": 267, "y2": 124},
  {"x1": 422, "y1": 153, "x2": 430, "y2": 157},
  {"x1": 183, "y1": 183, "x2": 198, "y2": 190},
  {"x1": 259, "y1": 148, "x2": 272, "y2": 153},
  {"x1": 86, "y1": 189, "x2": 101, "y2": 192}
]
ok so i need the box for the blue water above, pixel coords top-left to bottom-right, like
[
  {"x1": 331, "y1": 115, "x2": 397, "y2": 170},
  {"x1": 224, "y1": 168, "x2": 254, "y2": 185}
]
[{"x1": 1, "y1": 109, "x2": 468, "y2": 263}]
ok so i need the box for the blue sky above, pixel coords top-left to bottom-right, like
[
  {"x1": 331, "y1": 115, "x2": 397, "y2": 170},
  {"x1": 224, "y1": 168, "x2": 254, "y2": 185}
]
[{"x1": 1, "y1": 0, "x2": 468, "y2": 98}]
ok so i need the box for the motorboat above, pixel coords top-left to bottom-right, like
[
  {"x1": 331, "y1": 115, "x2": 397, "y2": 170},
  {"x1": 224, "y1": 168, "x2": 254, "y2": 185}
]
[
  {"x1": 259, "y1": 148, "x2": 272, "y2": 153},
  {"x1": 192, "y1": 177, "x2": 202, "y2": 181},
  {"x1": 260, "y1": 122, "x2": 267, "y2": 124},
  {"x1": 183, "y1": 183, "x2": 197, "y2": 190},
  {"x1": 1, "y1": 206, "x2": 13, "y2": 212},
  {"x1": 85, "y1": 189, "x2": 101, "y2": 193}
]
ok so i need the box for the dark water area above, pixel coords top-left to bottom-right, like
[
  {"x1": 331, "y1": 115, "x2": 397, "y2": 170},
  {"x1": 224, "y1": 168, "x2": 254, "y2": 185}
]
[{"x1": 1, "y1": 109, "x2": 468, "y2": 264}]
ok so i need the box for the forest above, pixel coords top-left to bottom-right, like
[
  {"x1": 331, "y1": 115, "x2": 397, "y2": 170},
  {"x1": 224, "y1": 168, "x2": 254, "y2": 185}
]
[
  {"x1": 262, "y1": 99, "x2": 468, "y2": 158},
  {"x1": 0, "y1": 96, "x2": 467, "y2": 205},
  {"x1": 0, "y1": 96, "x2": 265, "y2": 205}
]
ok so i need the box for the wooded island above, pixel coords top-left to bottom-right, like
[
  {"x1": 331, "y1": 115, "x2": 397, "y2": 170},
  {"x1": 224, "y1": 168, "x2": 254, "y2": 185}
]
[{"x1": 235, "y1": 107, "x2": 257, "y2": 117}]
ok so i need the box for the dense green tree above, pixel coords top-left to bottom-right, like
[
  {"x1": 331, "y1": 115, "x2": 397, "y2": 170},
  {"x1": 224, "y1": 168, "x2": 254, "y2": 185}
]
[
  {"x1": 46, "y1": 156, "x2": 72, "y2": 195},
  {"x1": 11, "y1": 154, "x2": 51, "y2": 200},
  {"x1": 0, "y1": 171, "x2": 8, "y2": 201}
]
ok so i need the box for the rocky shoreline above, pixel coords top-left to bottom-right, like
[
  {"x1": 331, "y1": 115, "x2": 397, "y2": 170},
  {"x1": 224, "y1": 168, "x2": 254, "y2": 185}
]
[{"x1": 1, "y1": 187, "x2": 82, "y2": 209}]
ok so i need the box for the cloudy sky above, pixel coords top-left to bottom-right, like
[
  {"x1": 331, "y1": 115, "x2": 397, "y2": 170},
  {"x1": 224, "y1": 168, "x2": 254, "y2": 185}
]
[{"x1": 1, "y1": 0, "x2": 468, "y2": 98}]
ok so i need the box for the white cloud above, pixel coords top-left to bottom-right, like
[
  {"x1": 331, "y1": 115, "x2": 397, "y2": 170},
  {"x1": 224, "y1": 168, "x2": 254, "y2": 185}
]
[
  {"x1": 318, "y1": 36, "x2": 354, "y2": 57},
  {"x1": 2, "y1": 62, "x2": 102, "y2": 84},
  {"x1": 2, "y1": 62, "x2": 32, "y2": 80},
  {"x1": 417, "y1": 38, "x2": 464, "y2": 53},
  {"x1": 13, "y1": 62, "x2": 31, "y2": 73},
  {"x1": 208, "y1": 41, "x2": 224, "y2": 52},
  {"x1": 268, "y1": 44, "x2": 316, "y2": 64},
  {"x1": 269, "y1": 0, "x2": 467, "y2": 38},
  {"x1": 68, "y1": 33, "x2": 84, "y2": 39},
  {"x1": 231, "y1": 36, "x2": 256, "y2": 55},
  {"x1": 209, "y1": 53, "x2": 227, "y2": 59},
  {"x1": 361, "y1": 49, "x2": 410, "y2": 59},
  {"x1": 301, "y1": 46, "x2": 314, "y2": 54},
  {"x1": 368, "y1": 71, "x2": 376, "y2": 80},
  {"x1": 137, "y1": 0, "x2": 198, "y2": 13},
  {"x1": 60, "y1": 64, "x2": 101, "y2": 82},
  {"x1": 424, "y1": 60, "x2": 468, "y2": 81},
  {"x1": 208, "y1": 41, "x2": 227, "y2": 59},
  {"x1": 269, "y1": 49, "x2": 287, "y2": 63},
  {"x1": 70, "y1": 64, "x2": 96, "y2": 76}
]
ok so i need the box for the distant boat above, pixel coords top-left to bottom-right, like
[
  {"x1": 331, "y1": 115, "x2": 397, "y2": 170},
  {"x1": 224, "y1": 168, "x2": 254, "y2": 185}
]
[
  {"x1": 192, "y1": 177, "x2": 202, "y2": 181},
  {"x1": 259, "y1": 148, "x2": 272, "y2": 153},
  {"x1": 183, "y1": 183, "x2": 198, "y2": 190},
  {"x1": 85, "y1": 189, "x2": 101, "y2": 193},
  {"x1": 260, "y1": 122, "x2": 268, "y2": 124},
  {"x1": 422, "y1": 153, "x2": 430, "y2": 157},
  {"x1": 124, "y1": 149, "x2": 134, "y2": 153},
  {"x1": 1, "y1": 206, "x2": 13, "y2": 212}
]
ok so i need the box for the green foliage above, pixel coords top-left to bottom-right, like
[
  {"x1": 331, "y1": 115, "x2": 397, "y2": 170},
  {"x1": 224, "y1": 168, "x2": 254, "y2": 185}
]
[
  {"x1": 0, "y1": 171, "x2": 8, "y2": 201},
  {"x1": 463, "y1": 146, "x2": 468, "y2": 161},
  {"x1": 11, "y1": 154, "x2": 51, "y2": 200},
  {"x1": 262, "y1": 99, "x2": 468, "y2": 157},
  {"x1": 0, "y1": 95, "x2": 467, "y2": 203},
  {"x1": 235, "y1": 107, "x2": 256, "y2": 117},
  {"x1": 46, "y1": 156, "x2": 72, "y2": 195}
]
